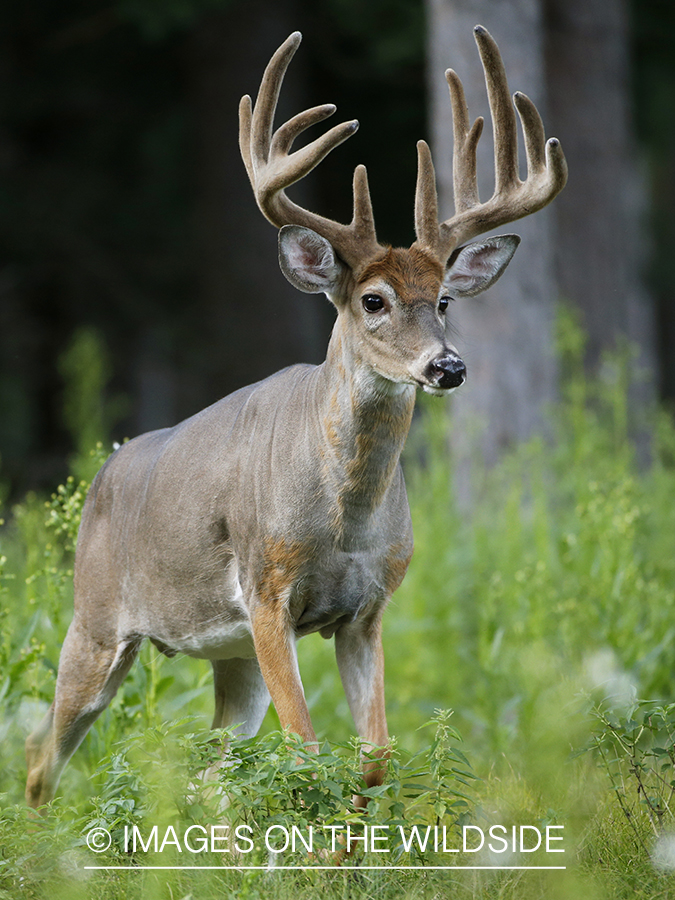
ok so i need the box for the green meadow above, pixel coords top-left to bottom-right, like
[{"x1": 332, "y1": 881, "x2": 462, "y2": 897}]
[{"x1": 2, "y1": 313, "x2": 675, "y2": 899}]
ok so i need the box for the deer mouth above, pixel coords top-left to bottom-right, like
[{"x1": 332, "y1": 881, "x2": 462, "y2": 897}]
[{"x1": 417, "y1": 379, "x2": 464, "y2": 396}]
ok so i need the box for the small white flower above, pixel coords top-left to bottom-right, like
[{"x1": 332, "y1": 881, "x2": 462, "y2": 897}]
[{"x1": 652, "y1": 833, "x2": 675, "y2": 871}]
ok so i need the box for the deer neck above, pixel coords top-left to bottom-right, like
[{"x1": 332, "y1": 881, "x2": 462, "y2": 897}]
[{"x1": 318, "y1": 320, "x2": 416, "y2": 543}]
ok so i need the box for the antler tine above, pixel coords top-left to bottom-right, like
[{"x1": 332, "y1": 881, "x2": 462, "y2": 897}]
[
  {"x1": 513, "y1": 91, "x2": 567, "y2": 195},
  {"x1": 240, "y1": 32, "x2": 384, "y2": 269},
  {"x1": 413, "y1": 68, "x2": 483, "y2": 254},
  {"x1": 270, "y1": 103, "x2": 338, "y2": 159},
  {"x1": 474, "y1": 25, "x2": 520, "y2": 196},
  {"x1": 250, "y1": 31, "x2": 301, "y2": 169},
  {"x1": 446, "y1": 68, "x2": 483, "y2": 215},
  {"x1": 264, "y1": 118, "x2": 360, "y2": 199},
  {"x1": 416, "y1": 25, "x2": 567, "y2": 262},
  {"x1": 239, "y1": 94, "x2": 255, "y2": 185},
  {"x1": 414, "y1": 140, "x2": 440, "y2": 253},
  {"x1": 514, "y1": 91, "x2": 546, "y2": 173},
  {"x1": 352, "y1": 164, "x2": 377, "y2": 241}
]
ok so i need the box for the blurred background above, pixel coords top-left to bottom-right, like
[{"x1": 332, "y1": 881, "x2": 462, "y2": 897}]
[{"x1": 0, "y1": 0, "x2": 673, "y2": 497}]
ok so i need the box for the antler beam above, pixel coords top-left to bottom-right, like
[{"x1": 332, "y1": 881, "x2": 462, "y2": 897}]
[
  {"x1": 414, "y1": 25, "x2": 568, "y2": 262},
  {"x1": 239, "y1": 31, "x2": 384, "y2": 269}
]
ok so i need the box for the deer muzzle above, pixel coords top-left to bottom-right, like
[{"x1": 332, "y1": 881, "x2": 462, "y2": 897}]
[{"x1": 425, "y1": 354, "x2": 467, "y2": 390}]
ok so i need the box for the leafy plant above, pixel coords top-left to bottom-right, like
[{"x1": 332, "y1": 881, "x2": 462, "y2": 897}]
[
  {"x1": 78, "y1": 712, "x2": 477, "y2": 867},
  {"x1": 586, "y1": 700, "x2": 675, "y2": 851}
]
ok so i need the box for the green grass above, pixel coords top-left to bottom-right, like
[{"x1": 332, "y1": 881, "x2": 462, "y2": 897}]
[{"x1": 2, "y1": 313, "x2": 675, "y2": 898}]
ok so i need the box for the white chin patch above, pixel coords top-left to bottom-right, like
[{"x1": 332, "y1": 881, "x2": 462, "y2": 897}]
[{"x1": 420, "y1": 383, "x2": 460, "y2": 396}]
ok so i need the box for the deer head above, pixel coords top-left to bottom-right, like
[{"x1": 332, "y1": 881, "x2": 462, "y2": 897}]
[
  {"x1": 239, "y1": 28, "x2": 566, "y2": 397},
  {"x1": 239, "y1": 26, "x2": 567, "y2": 394}
]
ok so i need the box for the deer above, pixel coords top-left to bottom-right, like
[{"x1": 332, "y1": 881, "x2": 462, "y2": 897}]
[{"x1": 25, "y1": 26, "x2": 566, "y2": 809}]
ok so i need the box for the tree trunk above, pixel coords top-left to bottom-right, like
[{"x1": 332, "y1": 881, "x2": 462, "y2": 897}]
[{"x1": 546, "y1": 0, "x2": 656, "y2": 389}]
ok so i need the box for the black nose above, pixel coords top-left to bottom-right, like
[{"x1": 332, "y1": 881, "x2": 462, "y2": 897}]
[{"x1": 427, "y1": 355, "x2": 466, "y2": 389}]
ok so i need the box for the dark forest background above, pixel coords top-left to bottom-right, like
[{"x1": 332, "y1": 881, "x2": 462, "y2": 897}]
[{"x1": 0, "y1": 0, "x2": 673, "y2": 496}]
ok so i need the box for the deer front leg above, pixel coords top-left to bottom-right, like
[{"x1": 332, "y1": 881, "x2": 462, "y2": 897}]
[
  {"x1": 250, "y1": 600, "x2": 317, "y2": 748},
  {"x1": 334, "y1": 611, "x2": 389, "y2": 806}
]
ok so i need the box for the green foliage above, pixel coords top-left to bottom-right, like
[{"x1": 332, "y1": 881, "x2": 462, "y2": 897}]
[
  {"x1": 45, "y1": 445, "x2": 110, "y2": 553},
  {"x1": 576, "y1": 700, "x2": 675, "y2": 896},
  {"x1": 118, "y1": 0, "x2": 236, "y2": 41},
  {"x1": 587, "y1": 701, "x2": 675, "y2": 847},
  {"x1": 0, "y1": 718, "x2": 479, "y2": 898},
  {"x1": 82, "y1": 712, "x2": 475, "y2": 866},
  {"x1": 58, "y1": 329, "x2": 125, "y2": 484},
  {"x1": 58, "y1": 329, "x2": 109, "y2": 459},
  {"x1": 2, "y1": 312, "x2": 675, "y2": 897}
]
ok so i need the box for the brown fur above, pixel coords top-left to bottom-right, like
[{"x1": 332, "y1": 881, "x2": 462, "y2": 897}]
[
  {"x1": 323, "y1": 391, "x2": 342, "y2": 456},
  {"x1": 352, "y1": 613, "x2": 389, "y2": 808},
  {"x1": 251, "y1": 601, "x2": 316, "y2": 743},
  {"x1": 326, "y1": 390, "x2": 415, "y2": 540},
  {"x1": 357, "y1": 247, "x2": 444, "y2": 304},
  {"x1": 253, "y1": 537, "x2": 318, "y2": 742},
  {"x1": 364, "y1": 624, "x2": 387, "y2": 749},
  {"x1": 339, "y1": 404, "x2": 412, "y2": 509},
  {"x1": 383, "y1": 541, "x2": 414, "y2": 597},
  {"x1": 257, "y1": 536, "x2": 314, "y2": 606},
  {"x1": 252, "y1": 540, "x2": 317, "y2": 746}
]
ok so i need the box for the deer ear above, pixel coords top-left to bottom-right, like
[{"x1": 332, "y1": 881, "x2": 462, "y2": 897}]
[
  {"x1": 278, "y1": 225, "x2": 345, "y2": 294},
  {"x1": 443, "y1": 234, "x2": 521, "y2": 298}
]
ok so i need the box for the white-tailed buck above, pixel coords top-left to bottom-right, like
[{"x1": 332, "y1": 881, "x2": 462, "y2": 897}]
[{"x1": 26, "y1": 27, "x2": 566, "y2": 808}]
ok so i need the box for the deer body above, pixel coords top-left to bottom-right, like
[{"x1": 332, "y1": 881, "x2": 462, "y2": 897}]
[
  {"x1": 78, "y1": 352, "x2": 415, "y2": 660},
  {"x1": 26, "y1": 27, "x2": 566, "y2": 808}
]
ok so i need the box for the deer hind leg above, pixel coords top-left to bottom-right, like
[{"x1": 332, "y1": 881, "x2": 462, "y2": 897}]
[{"x1": 25, "y1": 620, "x2": 139, "y2": 809}]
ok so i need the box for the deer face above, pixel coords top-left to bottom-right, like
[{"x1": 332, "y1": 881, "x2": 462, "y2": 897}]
[
  {"x1": 352, "y1": 246, "x2": 462, "y2": 395},
  {"x1": 279, "y1": 225, "x2": 520, "y2": 394}
]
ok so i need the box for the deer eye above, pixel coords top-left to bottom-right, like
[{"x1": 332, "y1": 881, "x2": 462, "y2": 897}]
[
  {"x1": 362, "y1": 294, "x2": 385, "y2": 313},
  {"x1": 438, "y1": 296, "x2": 450, "y2": 313}
]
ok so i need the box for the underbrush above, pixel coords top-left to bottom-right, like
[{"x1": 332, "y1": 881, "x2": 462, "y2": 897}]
[{"x1": 1, "y1": 314, "x2": 675, "y2": 898}]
